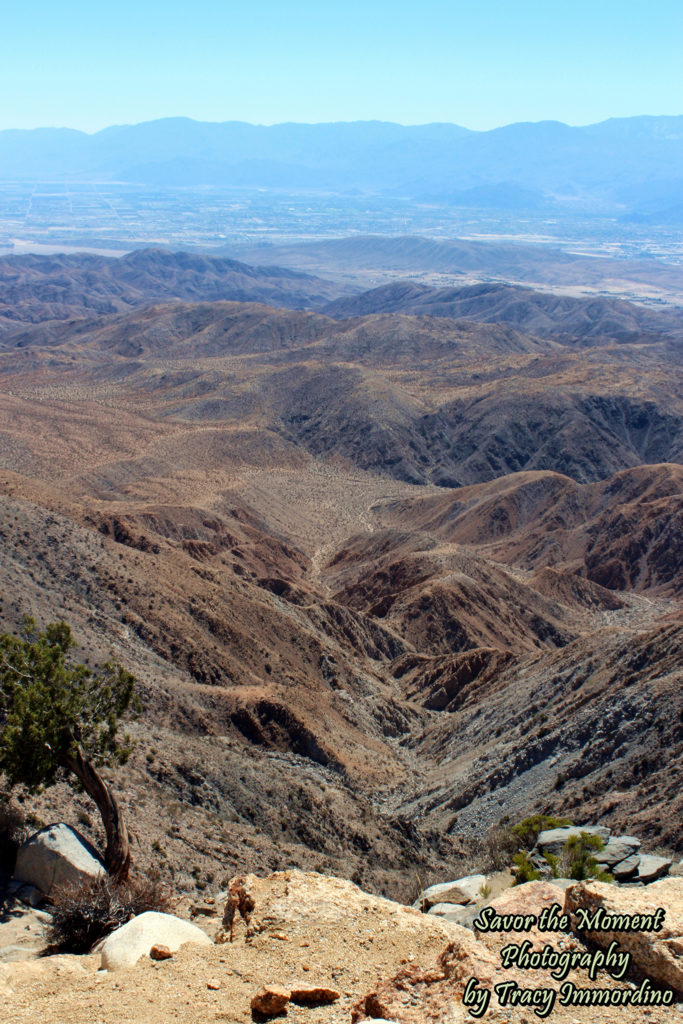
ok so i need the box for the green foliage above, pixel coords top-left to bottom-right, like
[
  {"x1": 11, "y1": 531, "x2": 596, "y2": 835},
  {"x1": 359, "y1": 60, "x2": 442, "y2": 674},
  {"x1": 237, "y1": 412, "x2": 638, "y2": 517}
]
[
  {"x1": 512, "y1": 830, "x2": 613, "y2": 886},
  {"x1": 511, "y1": 814, "x2": 573, "y2": 851},
  {"x1": 0, "y1": 617, "x2": 139, "y2": 793},
  {"x1": 543, "y1": 851, "x2": 560, "y2": 877},
  {"x1": 559, "y1": 832, "x2": 613, "y2": 882},
  {"x1": 512, "y1": 851, "x2": 541, "y2": 885},
  {"x1": 46, "y1": 873, "x2": 170, "y2": 954}
]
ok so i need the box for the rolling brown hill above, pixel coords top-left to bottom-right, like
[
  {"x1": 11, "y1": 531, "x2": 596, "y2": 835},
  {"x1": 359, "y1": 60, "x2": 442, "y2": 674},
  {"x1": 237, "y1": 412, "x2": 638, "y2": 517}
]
[
  {"x1": 322, "y1": 279, "x2": 683, "y2": 345},
  {"x1": 0, "y1": 248, "x2": 346, "y2": 334},
  {"x1": 377, "y1": 464, "x2": 683, "y2": 596},
  {"x1": 0, "y1": 269, "x2": 681, "y2": 898},
  {"x1": 5, "y1": 300, "x2": 681, "y2": 488}
]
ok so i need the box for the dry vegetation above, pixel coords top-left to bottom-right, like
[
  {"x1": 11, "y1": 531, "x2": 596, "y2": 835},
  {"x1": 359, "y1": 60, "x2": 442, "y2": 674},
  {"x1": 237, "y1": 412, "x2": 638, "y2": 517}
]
[{"x1": 0, "y1": 259, "x2": 681, "y2": 901}]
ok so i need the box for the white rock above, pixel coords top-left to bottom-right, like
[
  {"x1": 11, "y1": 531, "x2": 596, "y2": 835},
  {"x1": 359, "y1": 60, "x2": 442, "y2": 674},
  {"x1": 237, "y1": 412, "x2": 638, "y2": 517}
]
[
  {"x1": 14, "y1": 824, "x2": 105, "y2": 896},
  {"x1": 98, "y1": 911, "x2": 212, "y2": 970},
  {"x1": 421, "y1": 875, "x2": 487, "y2": 909},
  {"x1": 535, "y1": 826, "x2": 610, "y2": 855}
]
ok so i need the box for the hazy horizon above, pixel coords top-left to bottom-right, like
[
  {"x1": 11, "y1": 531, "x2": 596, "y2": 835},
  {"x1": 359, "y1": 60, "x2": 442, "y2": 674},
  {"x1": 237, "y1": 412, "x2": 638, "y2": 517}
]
[
  {"x1": 3, "y1": 0, "x2": 683, "y2": 133},
  {"x1": 5, "y1": 112, "x2": 683, "y2": 136}
]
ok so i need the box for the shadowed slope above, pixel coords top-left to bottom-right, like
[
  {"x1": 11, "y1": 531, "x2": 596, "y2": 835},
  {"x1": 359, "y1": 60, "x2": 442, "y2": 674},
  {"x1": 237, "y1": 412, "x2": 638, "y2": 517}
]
[
  {"x1": 323, "y1": 279, "x2": 683, "y2": 344},
  {"x1": 0, "y1": 248, "x2": 345, "y2": 333}
]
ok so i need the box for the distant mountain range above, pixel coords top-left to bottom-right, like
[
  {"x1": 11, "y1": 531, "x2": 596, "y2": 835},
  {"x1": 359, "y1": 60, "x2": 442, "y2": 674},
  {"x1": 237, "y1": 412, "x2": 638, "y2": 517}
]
[{"x1": 2, "y1": 116, "x2": 683, "y2": 216}]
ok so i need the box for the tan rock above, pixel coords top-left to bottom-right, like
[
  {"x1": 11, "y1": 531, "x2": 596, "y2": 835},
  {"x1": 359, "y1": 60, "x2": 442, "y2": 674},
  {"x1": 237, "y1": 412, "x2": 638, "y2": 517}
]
[
  {"x1": 290, "y1": 982, "x2": 340, "y2": 1005},
  {"x1": 354, "y1": 879, "x2": 646, "y2": 1023},
  {"x1": 223, "y1": 870, "x2": 459, "y2": 946},
  {"x1": 250, "y1": 984, "x2": 291, "y2": 1018},
  {"x1": 565, "y1": 877, "x2": 683, "y2": 995},
  {"x1": 474, "y1": 880, "x2": 569, "y2": 957},
  {"x1": 353, "y1": 929, "x2": 501, "y2": 1023},
  {"x1": 149, "y1": 944, "x2": 173, "y2": 961}
]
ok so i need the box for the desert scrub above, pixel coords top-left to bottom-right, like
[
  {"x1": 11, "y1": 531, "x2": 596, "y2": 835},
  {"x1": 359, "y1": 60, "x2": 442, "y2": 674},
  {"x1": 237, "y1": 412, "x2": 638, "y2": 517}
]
[
  {"x1": 46, "y1": 872, "x2": 170, "y2": 954},
  {"x1": 480, "y1": 824, "x2": 522, "y2": 871},
  {"x1": 511, "y1": 814, "x2": 573, "y2": 851},
  {"x1": 479, "y1": 815, "x2": 573, "y2": 874},
  {"x1": 512, "y1": 851, "x2": 542, "y2": 885},
  {"x1": 558, "y1": 832, "x2": 613, "y2": 882}
]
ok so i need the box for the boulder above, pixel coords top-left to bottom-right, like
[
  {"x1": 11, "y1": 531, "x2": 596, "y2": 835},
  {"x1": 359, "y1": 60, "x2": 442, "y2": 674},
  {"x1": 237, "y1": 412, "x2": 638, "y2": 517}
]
[
  {"x1": 535, "y1": 825, "x2": 610, "y2": 855},
  {"x1": 635, "y1": 854, "x2": 672, "y2": 883},
  {"x1": 14, "y1": 824, "x2": 105, "y2": 896},
  {"x1": 594, "y1": 835, "x2": 641, "y2": 867},
  {"x1": 419, "y1": 875, "x2": 486, "y2": 910},
  {"x1": 611, "y1": 854, "x2": 641, "y2": 880},
  {"x1": 565, "y1": 878, "x2": 683, "y2": 994},
  {"x1": 97, "y1": 911, "x2": 212, "y2": 970}
]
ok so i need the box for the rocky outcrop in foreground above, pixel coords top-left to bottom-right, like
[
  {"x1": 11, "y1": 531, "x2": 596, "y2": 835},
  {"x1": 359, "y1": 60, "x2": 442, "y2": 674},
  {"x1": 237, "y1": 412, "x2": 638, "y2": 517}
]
[
  {"x1": 1, "y1": 869, "x2": 682, "y2": 1022},
  {"x1": 354, "y1": 877, "x2": 683, "y2": 1023}
]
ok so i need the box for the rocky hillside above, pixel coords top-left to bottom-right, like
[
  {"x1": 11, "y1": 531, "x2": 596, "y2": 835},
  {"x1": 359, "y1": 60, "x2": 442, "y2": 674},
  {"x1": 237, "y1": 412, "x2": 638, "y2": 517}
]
[
  {"x1": 0, "y1": 249, "x2": 345, "y2": 333},
  {"x1": 0, "y1": 256, "x2": 680, "y2": 899},
  {"x1": 323, "y1": 279, "x2": 683, "y2": 345}
]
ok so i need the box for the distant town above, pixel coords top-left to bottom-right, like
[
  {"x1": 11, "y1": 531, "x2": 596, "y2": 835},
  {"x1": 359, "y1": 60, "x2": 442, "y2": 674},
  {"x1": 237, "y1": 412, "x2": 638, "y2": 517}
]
[{"x1": 2, "y1": 180, "x2": 682, "y2": 265}]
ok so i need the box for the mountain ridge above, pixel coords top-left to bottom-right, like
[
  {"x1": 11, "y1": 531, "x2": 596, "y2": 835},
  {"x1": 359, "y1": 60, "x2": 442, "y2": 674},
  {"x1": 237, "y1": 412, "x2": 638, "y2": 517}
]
[{"x1": 2, "y1": 117, "x2": 683, "y2": 214}]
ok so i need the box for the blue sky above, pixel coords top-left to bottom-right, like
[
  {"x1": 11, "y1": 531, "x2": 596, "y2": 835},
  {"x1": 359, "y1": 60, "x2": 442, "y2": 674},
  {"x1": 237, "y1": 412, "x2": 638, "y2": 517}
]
[{"x1": 2, "y1": 0, "x2": 682, "y2": 132}]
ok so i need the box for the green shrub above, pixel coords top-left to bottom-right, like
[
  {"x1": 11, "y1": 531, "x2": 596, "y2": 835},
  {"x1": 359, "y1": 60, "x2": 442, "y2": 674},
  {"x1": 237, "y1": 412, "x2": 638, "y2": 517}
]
[
  {"x1": 559, "y1": 833, "x2": 613, "y2": 882},
  {"x1": 513, "y1": 831, "x2": 613, "y2": 886},
  {"x1": 543, "y1": 851, "x2": 560, "y2": 877},
  {"x1": 511, "y1": 814, "x2": 573, "y2": 851},
  {"x1": 512, "y1": 851, "x2": 541, "y2": 885},
  {"x1": 46, "y1": 872, "x2": 170, "y2": 954}
]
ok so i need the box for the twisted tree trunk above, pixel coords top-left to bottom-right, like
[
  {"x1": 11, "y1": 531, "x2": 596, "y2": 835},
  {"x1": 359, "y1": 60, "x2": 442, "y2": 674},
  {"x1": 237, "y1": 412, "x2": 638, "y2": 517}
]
[{"x1": 63, "y1": 745, "x2": 131, "y2": 881}]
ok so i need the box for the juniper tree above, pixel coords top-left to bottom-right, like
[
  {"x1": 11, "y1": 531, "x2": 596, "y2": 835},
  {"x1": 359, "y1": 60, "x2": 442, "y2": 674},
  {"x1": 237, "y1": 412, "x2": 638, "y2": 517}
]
[{"x1": 0, "y1": 617, "x2": 139, "y2": 879}]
